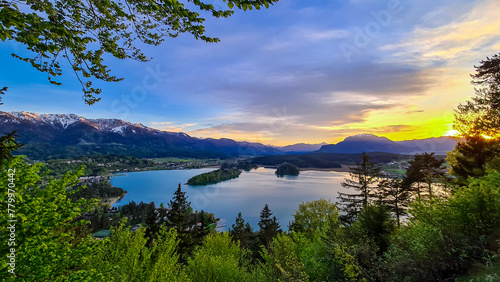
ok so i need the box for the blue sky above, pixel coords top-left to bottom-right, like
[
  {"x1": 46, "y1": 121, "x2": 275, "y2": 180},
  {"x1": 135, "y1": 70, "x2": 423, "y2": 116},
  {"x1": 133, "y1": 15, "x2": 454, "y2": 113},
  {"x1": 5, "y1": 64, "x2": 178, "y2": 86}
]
[{"x1": 1, "y1": 0, "x2": 500, "y2": 145}]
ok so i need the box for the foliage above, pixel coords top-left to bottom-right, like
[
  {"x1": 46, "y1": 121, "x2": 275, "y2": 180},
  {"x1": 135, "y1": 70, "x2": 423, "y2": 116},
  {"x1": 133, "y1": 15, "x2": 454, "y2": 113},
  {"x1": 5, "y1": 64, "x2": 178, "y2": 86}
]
[
  {"x1": 450, "y1": 53, "x2": 500, "y2": 183},
  {"x1": 447, "y1": 136, "x2": 499, "y2": 182},
  {"x1": 385, "y1": 171, "x2": 500, "y2": 280},
  {"x1": 70, "y1": 180, "x2": 126, "y2": 201},
  {"x1": 42, "y1": 155, "x2": 157, "y2": 177},
  {"x1": 0, "y1": 86, "x2": 6, "y2": 105},
  {"x1": 275, "y1": 162, "x2": 300, "y2": 177},
  {"x1": 84, "y1": 221, "x2": 183, "y2": 281},
  {"x1": 290, "y1": 199, "x2": 339, "y2": 235},
  {"x1": 0, "y1": 130, "x2": 22, "y2": 169},
  {"x1": 0, "y1": 0, "x2": 278, "y2": 104},
  {"x1": 404, "y1": 152, "x2": 445, "y2": 199},
  {"x1": 187, "y1": 168, "x2": 241, "y2": 185},
  {"x1": 454, "y1": 53, "x2": 500, "y2": 137},
  {"x1": 377, "y1": 178, "x2": 410, "y2": 227},
  {"x1": 186, "y1": 232, "x2": 252, "y2": 282},
  {"x1": 230, "y1": 212, "x2": 255, "y2": 250},
  {"x1": 356, "y1": 204, "x2": 395, "y2": 255},
  {"x1": 257, "y1": 233, "x2": 309, "y2": 282},
  {"x1": 258, "y1": 204, "x2": 282, "y2": 248},
  {"x1": 167, "y1": 183, "x2": 194, "y2": 261},
  {"x1": 338, "y1": 152, "x2": 382, "y2": 224},
  {"x1": 0, "y1": 157, "x2": 97, "y2": 281}
]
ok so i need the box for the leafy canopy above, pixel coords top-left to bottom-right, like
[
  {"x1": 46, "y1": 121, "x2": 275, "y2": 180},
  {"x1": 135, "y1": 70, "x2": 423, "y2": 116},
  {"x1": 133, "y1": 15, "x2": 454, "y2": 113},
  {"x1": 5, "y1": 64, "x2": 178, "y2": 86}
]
[{"x1": 0, "y1": 0, "x2": 278, "y2": 104}]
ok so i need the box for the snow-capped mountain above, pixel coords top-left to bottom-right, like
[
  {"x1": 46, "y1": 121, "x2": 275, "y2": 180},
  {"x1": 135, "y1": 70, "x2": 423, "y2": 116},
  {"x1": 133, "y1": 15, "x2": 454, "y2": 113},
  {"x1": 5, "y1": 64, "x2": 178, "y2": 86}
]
[{"x1": 0, "y1": 111, "x2": 282, "y2": 159}]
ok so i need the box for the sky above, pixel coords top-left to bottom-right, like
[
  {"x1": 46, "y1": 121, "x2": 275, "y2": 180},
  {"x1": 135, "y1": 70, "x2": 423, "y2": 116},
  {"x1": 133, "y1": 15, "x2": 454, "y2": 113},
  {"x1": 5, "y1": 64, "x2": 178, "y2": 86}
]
[{"x1": 1, "y1": 0, "x2": 500, "y2": 146}]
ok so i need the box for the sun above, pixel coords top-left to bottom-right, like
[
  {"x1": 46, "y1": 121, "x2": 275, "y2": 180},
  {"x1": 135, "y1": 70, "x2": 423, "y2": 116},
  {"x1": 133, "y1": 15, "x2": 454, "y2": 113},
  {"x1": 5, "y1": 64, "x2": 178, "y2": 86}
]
[{"x1": 444, "y1": 129, "x2": 460, "y2": 137}]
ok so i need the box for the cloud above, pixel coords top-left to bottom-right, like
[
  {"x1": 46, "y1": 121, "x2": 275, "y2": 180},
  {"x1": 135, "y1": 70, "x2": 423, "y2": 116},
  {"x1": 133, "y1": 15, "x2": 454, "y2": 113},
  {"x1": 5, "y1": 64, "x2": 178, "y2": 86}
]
[{"x1": 150, "y1": 121, "x2": 198, "y2": 132}]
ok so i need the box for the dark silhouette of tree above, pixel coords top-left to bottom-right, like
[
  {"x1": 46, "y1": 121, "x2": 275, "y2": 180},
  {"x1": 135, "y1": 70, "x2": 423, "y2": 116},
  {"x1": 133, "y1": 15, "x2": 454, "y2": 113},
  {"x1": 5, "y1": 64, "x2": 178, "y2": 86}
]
[
  {"x1": 454, "y1": 53, "x2": 500, "y2": 137},
  {"x1": 449, "y1": 54, "x2": 500, "y2": 182},
  {"x1": 0, "y1": 87, "x2": 23, "y2": 168},
  {"x1": 357, "y1": 204, "x2": 396, "y2": 254},
  {"x1": 258, "y1": 204, "x2": 281, "y2": 248},
  {"x1": 0, "y1": 131, "x2": 22, "y2": 169},
  {"x1": 338, "y1": 152, "x2": 381, "y2": 224},
  {"x1": 404, "y1": 153, "x2": 445, "y2": 199},
  {"x1": 230, "y1": 212, "x2": 254, "y2": 250},
  {"x1": 193, "y1": 210, "x2": 212, "y2": 246},
  {"x1": 167, "y1": 183, "x2": 193, "y2": 261},
  {"x1": 447, "y1": 136, "x2": 498, "y2": 182},
  {"x1": 377, "y1": 178, "x2": 410, "y2": 228},
  {"x1": 0, "y1": 86, "x2": 7, "y2": 105},
  {"x1": 145, "y1": 209, "x2": 160, "y2": 247}
]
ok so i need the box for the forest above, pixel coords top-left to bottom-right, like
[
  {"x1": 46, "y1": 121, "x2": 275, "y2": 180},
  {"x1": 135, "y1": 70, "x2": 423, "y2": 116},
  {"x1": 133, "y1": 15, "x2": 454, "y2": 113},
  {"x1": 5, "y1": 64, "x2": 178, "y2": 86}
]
[
  {"x1": 0, "y1": 55, "x2": 499, "y2": 281},
  {"x1": 187, "y1": 168, "x2": 242, "y2": 185}
]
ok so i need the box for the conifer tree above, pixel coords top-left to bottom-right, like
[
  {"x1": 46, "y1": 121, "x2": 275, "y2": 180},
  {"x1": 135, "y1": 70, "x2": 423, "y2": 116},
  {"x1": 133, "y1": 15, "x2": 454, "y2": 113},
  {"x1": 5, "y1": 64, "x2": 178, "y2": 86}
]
[
  {"x1": 337, "y1": 152, "x2": 381, "y2": 224},
  {"x1": 193, "y1": 210, "x2": 212, "y2": 246},
  {"x1": 404, "y1": 153, "x2": 445, "y2": 199},
  {"x1": 230, "y1": 212, "x2": 254, "y2": 249},
  {"x1": 167, "y1": 184, "x2": 191, "y2": 231},
  {"x1": 258, "y1": 204, "x2": 281, "y2": 248},
  {"x1": 167, "y1": 183, "x2": 193, "y2": 261},
  {"x1": 377, "y1": 178, "x2": 410, "y2": 228}
]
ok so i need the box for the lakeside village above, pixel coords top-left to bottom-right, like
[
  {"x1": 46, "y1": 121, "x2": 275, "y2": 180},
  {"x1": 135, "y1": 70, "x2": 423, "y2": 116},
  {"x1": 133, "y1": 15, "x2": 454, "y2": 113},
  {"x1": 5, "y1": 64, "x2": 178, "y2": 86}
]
[{"x1": 45, "y1": 154, "x2": 429, "y2": 240}]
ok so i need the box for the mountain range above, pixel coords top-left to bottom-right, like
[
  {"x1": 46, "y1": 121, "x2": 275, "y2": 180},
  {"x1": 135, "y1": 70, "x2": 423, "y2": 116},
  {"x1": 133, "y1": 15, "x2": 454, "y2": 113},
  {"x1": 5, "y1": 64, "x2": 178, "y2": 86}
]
[
  {"x1": 0, "y1": 111, "x2": 458, "y2": 160},
  {"x1": 318, "y1": 133, "x2": 457, "y2": 155},
  {"x1": 0, "y1": 111, "x2": 281, "y2": 159}
]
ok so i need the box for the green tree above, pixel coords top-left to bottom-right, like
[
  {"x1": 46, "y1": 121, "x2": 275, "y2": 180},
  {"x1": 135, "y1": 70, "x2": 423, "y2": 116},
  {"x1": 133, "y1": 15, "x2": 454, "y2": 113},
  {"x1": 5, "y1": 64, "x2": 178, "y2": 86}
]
[
  {"x1": 356, "y1": 204, "x2": 395, "y2": 254},
  {"x1": 377, "y1": 178, "x2": 410, "y2": 228},
  {"x1": 257, "y1": 233, "x2": 309, "y2": 282},
  {"x1": 338, "y1": 152, "x2": 381, "y2": 224},
  {"x1": 167, "y1": 183, "x2": 193, "y2": 261},
  {"x1": 386, "y1": 171, "x2": 500, "y2": 280},
  {"x1": 0, "y1": 130, "x2": 22, "y2": 169},
  {"x1": 0, "y1": 157, "x2": 97, "y2": 281},
  {"x1": 290, "y1": 199, "x2": 339, "y2": 235},
  {"x1": 447, "y1": 135, "x2": 499, "y2": 182},
  {"x1": 230, "y1": 212, "x2": 254, "y2": 250},
  {"x1": 404, "y1": 152, "x2": 445, "y2": 199},
  {"x1": 186, "y1": 232, "x2": 252, "y2": 282},
  {"x1": 86, "y1": 221, "x2": 183, "y2": 281},
  {"x1": 449, "y1": 53, "x2": 500, "y2": 182},
  {"x1": 0, "y1": 0, "x2": 278, "y2": 104},
  {"x1": 454, "y1": 53, "x2": 500, "y2": 137},
  {"x1": 258, "y1": 204, "x2": 282, "y2": 248}
]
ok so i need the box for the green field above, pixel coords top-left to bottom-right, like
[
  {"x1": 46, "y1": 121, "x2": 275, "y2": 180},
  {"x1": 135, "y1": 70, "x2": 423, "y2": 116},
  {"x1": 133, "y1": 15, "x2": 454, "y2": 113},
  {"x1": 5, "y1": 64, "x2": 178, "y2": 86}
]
[{"x1": 153, "y1": 157, "x2": 213, "y2": 163}]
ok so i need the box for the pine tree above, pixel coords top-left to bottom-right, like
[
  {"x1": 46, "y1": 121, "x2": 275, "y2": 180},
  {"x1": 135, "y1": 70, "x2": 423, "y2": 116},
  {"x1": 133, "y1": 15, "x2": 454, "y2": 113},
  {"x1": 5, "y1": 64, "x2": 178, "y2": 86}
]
[
  {"x1": 167, "y1": 183, "x2": 193, "y2": 261},
  {"x1": 258, "y1": 204, "x2": 281, "y2": 248},
  {"x1": 405, "y1": 153, "x2": 445, "y2": 199},
  {"x1": 377, "y1": 178, "x2": 410, "y2": 228},
  {"x1": 447, "y1": 136, "x2": 498, "y2": 182},
  {"x1": 230, "y1": 212, "x2": 254, "y2": 249},
  {"x1": 167, "y1": 184, "x2": 191, "y2": 231},
  {"x1": 145, "y1": 209, "x2": 160, "y2": 247},
  {"x1": 193, "y1": 210, "x2": 212, "y2": 246},
  {"x1": 337, "y1": 152, "x2": 381, "y2": 224}
]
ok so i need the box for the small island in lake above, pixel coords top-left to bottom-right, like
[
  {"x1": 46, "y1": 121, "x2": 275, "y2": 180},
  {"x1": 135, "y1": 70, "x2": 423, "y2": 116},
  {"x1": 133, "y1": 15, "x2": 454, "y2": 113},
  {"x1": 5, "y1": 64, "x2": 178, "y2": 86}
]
[
  {"x1": 187, "y1": 168, "x2": 242, "y2": 185},
  {"x1": 275, "y1": 162, "x2": 300, "y2": 177}
]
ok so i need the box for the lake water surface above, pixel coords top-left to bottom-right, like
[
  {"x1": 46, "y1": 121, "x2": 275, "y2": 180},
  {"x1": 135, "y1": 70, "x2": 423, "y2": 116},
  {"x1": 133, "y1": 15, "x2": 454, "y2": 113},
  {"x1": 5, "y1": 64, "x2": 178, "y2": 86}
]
[{"x1": 111, "y1": 168, "x2": 350, "y2": 231}]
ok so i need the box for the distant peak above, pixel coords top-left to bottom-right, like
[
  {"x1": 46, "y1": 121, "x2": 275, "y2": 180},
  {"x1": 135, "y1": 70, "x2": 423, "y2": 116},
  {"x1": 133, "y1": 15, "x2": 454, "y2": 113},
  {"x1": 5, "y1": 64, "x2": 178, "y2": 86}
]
[{"x1": 343, "y1": 133, "x2": 391, "y2": 142}]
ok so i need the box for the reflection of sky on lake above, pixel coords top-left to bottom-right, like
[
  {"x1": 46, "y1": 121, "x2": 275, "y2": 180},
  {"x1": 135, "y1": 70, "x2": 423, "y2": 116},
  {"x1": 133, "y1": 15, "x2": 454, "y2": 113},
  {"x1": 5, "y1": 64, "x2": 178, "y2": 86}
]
[{"x1": 111, "y1": 168, "x2": 349, "y2": 231}]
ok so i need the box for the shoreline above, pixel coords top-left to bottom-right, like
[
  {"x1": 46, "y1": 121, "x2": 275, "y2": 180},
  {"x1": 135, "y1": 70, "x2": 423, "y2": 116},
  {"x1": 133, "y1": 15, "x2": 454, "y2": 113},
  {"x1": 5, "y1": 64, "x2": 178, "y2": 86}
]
[
  {"x1": 257, "y1": 164, "x2": 352, "y2": 172},
  {"x1": 102, "y1": 193, "x2": 126, "y2": 206}
]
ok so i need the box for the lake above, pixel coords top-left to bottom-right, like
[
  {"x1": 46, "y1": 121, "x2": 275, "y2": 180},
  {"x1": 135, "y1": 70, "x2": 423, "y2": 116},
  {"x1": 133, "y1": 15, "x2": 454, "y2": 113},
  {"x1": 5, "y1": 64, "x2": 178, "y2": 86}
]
[{"x1": 111, "y1": 167, "x2": 350, "y2": 231}]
